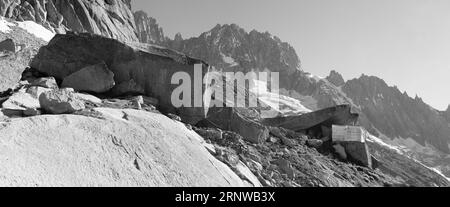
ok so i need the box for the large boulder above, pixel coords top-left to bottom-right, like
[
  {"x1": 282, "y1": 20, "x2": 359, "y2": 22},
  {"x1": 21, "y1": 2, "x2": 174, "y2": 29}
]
[
  {"x1": 0, "y1": 0, "x2": 138, "y2": 42},
  {"x1": 39, "y1": 88, "x2": 85, "y2": 114},
  {"x1": 30, "y1": 32, "x2": 209, "y2": 123},
  {"x1": 61, "y1": 62, "x2": 115, "y2": 93}
]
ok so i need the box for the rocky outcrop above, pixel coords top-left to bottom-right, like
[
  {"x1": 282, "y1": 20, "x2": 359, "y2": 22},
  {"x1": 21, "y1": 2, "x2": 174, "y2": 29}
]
[
  {"x1": 61, "y1": 62, "x2": 115, "y2": 93},
  {"x1": 30, "y1": 32, "x2": 209, "y2": 123},
  {"x1": 134, "y1": 10, "x2": 166, "y2": 45},
  {"x1": 0, "y1": 0, "x2": 138, "y2": 42}
]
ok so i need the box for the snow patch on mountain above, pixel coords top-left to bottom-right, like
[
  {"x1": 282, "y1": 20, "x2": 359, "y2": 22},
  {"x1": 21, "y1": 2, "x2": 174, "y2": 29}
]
[{"x1": 16, "y1": 21, "x2": 55, "y2": 42}]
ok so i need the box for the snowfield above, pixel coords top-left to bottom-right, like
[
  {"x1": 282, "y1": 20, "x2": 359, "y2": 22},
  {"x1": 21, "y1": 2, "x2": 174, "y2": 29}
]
[
  {"x1": 0, "y1": 17, "x2": 54, "y2": 42},
  {"x1": 0, "y1": 17, "x2": 14, "y2": 33}
]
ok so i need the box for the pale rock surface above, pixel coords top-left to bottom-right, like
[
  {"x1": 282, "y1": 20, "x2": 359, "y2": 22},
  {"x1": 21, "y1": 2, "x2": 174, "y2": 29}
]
[{"x1": 0, "y1": 108, "x2": 252, "y2": 187}]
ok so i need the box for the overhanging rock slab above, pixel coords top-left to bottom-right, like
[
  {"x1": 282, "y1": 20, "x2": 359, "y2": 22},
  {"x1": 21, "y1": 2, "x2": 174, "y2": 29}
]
[{"x1": 261, "y1": 105, "x2": 359, "y2": 132}]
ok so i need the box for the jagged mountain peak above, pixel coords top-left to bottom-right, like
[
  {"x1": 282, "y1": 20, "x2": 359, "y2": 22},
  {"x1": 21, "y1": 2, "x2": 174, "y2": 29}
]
[
  {"x1": 326, "y1": 70, "x2": 345, "y2": 86},
  {"x1": 167, "y1": 22, "x2": 301, "y2": 75}
]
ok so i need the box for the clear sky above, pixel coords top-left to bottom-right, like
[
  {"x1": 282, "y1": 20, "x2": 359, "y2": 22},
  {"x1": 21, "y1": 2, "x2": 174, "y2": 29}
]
[{"x1": 132, "y1": 0, "x2": 450, "y2": 110}]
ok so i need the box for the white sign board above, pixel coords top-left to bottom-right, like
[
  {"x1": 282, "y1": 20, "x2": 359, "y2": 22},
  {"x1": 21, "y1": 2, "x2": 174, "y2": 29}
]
[{"x1": 332, "y1": 125, "x2": 367, "y2": 143}]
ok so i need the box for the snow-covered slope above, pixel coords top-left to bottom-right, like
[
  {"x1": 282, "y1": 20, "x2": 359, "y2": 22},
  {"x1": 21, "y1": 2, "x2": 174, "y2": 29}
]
[
  {"x1": 0, "y1": 17, "x2": 54, "y2": 42},
  {"x1": 0, "y1": 108, "x2": 254, "y2": 187},
  {"x1": 250, "y1": 79, "x2": 311, "y2": 118}
]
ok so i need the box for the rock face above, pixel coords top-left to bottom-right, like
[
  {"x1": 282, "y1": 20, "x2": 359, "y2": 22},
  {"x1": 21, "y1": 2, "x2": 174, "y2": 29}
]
[
  {"x1": 0, "y1": 0, "x2": 138, "y2": 42},
  {"x1": 0, "y1": 108, "x2": 251, "y2": 187},
  {"x1": 134, "y1": 10, "x2": 166, "y2": 45},
  {"x1": 39, "y1": 88, "x2": 85, "y2": 114},
  {"x1": 30, "y1": 32, "x2": 209, "y2": 123},
  {"x1": 61, "y1": 62, "x2": 115, "y2": 93},
  {"x1": 2, "y1": 91, "x2": 40, "y2": 111}
]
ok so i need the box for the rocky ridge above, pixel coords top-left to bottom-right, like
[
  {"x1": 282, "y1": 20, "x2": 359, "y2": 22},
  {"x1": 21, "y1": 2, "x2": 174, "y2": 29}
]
[{"x1": 0, "y1": 0, "x2": 138, "y2": 42}]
